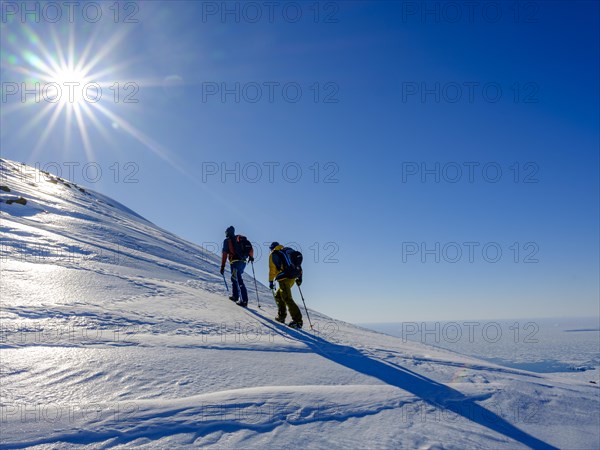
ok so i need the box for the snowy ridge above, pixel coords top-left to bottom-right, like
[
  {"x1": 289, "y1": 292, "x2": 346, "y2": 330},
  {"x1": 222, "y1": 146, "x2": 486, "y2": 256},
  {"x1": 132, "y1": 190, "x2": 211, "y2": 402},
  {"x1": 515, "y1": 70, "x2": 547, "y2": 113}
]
[{"x1": 0, "y1": 159, "x2": 598, "y2": 449}]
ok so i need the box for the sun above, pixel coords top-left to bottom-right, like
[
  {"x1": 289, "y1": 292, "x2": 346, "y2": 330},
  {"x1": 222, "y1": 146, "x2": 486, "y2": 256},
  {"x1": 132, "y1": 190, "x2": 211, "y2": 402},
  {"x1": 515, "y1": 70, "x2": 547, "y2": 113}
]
[
  {"x1": 46, "y1": 66, "x2": 92, "y2": 108},
  {"x1": 2, "y1": 23, "x2": 187, "y2": 176}
]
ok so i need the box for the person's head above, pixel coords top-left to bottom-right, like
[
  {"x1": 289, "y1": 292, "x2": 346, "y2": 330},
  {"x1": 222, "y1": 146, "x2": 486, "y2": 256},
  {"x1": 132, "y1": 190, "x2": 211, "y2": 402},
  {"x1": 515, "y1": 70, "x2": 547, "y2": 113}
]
[
  {"x1": 225, "y1": 226, "x2": 235, "y2": 238},
  {"x1": 269, "y1": 242, "x2": 280, "y2": 251}
]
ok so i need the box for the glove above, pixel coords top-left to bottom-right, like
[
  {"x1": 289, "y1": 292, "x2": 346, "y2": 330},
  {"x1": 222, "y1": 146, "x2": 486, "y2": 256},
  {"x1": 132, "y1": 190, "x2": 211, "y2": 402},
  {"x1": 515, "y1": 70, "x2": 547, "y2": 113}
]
[
  {"x1": 269, "y1": 281, "x2": 275, "y2": 290},
  {"x1": 220, "y1": 267, "x2": 225, "y2": 275},
  {"x1": 248, "y1": 256, "x2": 254, "y2": 263},
  {"x1": 296, "y1": 277, "x2": 302, "y2": 287}
]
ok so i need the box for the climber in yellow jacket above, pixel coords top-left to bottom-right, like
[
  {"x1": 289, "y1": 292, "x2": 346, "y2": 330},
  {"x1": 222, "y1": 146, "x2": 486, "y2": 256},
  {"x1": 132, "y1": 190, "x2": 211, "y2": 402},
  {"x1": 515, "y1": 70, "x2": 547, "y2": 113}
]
[{"x1": 268, "y1": 242, "x2": 303, "y2": 329}]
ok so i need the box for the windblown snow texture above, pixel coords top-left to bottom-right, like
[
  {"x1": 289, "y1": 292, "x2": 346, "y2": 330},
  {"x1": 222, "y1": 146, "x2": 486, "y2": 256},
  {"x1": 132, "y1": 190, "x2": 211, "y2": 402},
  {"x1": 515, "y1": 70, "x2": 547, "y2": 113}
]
[{"x1": 0, "y1": 159, "x2": 597, "y2": 449}]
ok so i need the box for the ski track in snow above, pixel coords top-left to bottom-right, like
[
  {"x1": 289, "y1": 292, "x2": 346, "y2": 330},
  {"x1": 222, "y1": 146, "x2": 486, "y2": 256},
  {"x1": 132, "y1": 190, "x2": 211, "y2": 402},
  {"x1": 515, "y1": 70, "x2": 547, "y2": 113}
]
[{"x1": 1, "y1": 159, "x2": 598, "y2": 449}]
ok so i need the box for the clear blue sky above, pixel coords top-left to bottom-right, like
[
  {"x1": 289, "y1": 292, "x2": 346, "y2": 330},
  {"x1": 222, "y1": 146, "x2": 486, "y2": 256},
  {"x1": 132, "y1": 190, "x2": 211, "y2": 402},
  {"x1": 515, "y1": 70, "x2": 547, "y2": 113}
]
[{"x1": 1, "y1": 1, "x2": 598, "y2": 322}]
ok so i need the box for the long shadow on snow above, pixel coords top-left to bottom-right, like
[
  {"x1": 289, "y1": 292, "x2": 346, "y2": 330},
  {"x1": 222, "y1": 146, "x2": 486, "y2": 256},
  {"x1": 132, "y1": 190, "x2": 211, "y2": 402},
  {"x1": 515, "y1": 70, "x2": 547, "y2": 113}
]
[{"x1": 248, "y1": 311, "x2": 557, "y2": 450}]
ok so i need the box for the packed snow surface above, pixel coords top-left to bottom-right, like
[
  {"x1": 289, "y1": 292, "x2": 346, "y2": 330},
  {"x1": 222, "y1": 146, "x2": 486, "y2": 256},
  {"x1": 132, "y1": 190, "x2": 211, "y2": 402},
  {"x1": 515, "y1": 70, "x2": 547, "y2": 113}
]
[{"x1": 1, "y1": 159, "x2": 598, "y2": 449}]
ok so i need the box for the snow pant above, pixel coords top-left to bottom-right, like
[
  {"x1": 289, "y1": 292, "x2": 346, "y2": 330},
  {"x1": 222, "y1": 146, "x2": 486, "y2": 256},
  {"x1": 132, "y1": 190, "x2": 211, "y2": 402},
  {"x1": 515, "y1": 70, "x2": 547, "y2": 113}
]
[
  {"x1": 230, "y1": 261, "x2": 248, "y2": 302},
  {"x1": 274, "y1": 278, "x2": 302, "y2": 323}
]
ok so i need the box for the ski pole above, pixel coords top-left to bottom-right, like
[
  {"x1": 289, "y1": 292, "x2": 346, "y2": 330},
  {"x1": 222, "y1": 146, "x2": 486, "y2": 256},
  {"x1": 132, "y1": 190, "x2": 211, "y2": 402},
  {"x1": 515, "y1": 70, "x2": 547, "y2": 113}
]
[
  {"x1": 222, "y1": 272, "x2": 229, "y2": 293},
  {"x1": 250, "y1": 261, "x2": 261, "y2": 308},
  {"x1": 271, "y1": 288, "x2": 277, "y2": 308},
  {"x1": 297, "y1": 285, "x2": 313, "y2": 330}
]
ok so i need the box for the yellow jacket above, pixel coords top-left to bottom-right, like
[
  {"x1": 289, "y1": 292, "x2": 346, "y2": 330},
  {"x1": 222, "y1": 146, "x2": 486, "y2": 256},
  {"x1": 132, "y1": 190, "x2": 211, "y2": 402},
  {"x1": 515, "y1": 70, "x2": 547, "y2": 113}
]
[{"x1": 269, "y1": 244, "x2": 285, "y2": 282}]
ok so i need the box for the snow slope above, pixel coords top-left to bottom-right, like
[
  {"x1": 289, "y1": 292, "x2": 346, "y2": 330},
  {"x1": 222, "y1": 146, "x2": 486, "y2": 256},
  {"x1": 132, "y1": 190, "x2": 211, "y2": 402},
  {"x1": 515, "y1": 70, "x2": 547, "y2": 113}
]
[{"x1": 0, "y1": 158, "x2": 598, "y2": 449}]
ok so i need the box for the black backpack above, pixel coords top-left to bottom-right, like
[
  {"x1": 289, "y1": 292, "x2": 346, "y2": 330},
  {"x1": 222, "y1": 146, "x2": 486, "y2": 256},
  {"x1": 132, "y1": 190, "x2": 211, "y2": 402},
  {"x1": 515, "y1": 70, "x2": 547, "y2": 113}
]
[
  {"x1": 278, "y1": 247, "x2": 303, "y2": 278},
  {"x1": 232, "y1": 235, "x2": 253, "y2": 260}
]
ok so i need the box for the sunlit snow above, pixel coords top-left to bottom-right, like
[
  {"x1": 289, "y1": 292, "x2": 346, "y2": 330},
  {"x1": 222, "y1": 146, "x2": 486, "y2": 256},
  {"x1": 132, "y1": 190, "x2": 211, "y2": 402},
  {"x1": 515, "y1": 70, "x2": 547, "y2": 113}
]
[{"x1": 0, "y1": 159, "x2": 598, "y2": 449}]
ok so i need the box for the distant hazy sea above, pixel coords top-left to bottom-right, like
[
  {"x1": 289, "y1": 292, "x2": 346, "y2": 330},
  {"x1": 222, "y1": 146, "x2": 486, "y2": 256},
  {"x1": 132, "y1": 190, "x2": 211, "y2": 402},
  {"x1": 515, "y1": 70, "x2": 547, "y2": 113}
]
[{"x1": 359, "y1": 317, "x2": 600, "y2": 378}]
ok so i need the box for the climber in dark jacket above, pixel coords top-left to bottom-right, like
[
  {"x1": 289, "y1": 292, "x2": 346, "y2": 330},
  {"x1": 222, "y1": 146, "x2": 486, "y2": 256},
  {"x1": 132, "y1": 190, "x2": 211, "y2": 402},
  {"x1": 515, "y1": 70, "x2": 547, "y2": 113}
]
[{"x1": 220, "y1": 226, "x2": 253, "y2": 307}]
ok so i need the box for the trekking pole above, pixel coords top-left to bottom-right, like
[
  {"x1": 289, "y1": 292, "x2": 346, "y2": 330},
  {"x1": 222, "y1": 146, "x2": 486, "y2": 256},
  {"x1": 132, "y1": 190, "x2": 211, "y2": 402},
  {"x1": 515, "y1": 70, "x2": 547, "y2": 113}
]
[
  {"x1": 250, "y1": 261, "x2": 261, "y2": 308},
  {"x1": 222, "y1": 272, "x2": 229, "y2": 293},
  {"x1": 297, "y1": 285, "x2": 313, "y2": 330}
]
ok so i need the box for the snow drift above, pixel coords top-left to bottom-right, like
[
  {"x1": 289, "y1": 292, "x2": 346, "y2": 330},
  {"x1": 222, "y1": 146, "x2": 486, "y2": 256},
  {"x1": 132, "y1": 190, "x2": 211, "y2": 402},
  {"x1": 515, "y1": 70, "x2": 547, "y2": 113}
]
[{"x1": 0, "y1": 158, "x2": 597, "y2": 449}]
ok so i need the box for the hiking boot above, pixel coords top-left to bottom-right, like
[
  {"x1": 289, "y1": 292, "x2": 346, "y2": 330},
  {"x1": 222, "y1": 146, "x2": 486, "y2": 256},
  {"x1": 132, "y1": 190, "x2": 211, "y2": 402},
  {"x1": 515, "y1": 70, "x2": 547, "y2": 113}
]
[
  {"x1": 274, "y1": 317, "x2": 286, "y2": 324},
  {"x1": 288, "y1": 321, "x2": 303, "y2": 329},
  {"x1": 236, "y1": 300, "x2": 248, "y2": 307},
  {"x1": 229, "y1": 296, "x2": 238, "y2": 302}
]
